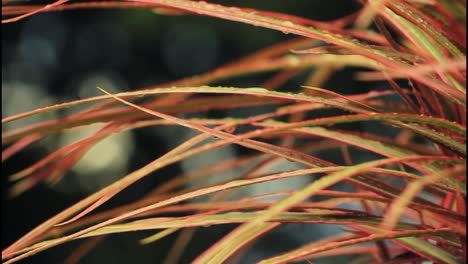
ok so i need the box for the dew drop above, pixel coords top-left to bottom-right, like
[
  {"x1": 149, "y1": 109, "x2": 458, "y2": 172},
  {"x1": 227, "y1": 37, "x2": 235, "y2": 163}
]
[
  {"x1": 282, "y1": 21, "x2": 294, "y2": 34},
  {"x1": 225, "y1": 126, "x2": 237, "y2": 133}
]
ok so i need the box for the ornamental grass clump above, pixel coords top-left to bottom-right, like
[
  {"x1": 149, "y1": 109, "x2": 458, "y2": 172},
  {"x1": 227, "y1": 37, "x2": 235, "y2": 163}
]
[{"x1": 2, "y1": 0, "x2": 466, "y2": 263}]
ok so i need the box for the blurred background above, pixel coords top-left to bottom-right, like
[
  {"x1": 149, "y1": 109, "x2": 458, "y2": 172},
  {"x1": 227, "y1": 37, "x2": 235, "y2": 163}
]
[{"x1": 2, "y1": 1, "x2": 367, "y2": 263}]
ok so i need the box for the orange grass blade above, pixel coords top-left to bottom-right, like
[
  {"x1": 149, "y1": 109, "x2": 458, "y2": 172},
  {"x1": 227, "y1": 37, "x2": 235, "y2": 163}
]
[{"x1": 2, "y1": 0, "x2": 68, "y2": 23}]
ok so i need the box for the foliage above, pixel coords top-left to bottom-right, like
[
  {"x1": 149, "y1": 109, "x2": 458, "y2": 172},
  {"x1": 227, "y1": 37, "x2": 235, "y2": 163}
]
[{"x1": 2, "y1": 0, "x2": 466, "y2": 263}]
